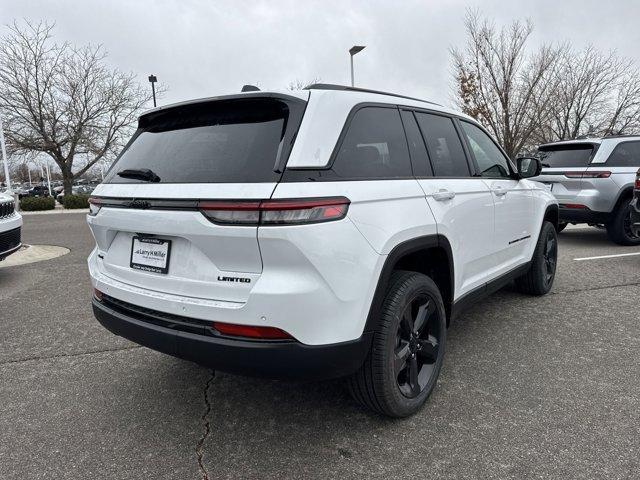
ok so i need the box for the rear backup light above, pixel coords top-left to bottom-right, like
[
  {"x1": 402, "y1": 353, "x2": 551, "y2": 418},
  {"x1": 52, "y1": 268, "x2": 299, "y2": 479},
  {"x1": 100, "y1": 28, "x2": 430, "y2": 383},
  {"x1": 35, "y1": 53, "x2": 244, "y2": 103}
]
[
  {"x1": 212, "y1": 322, "x2": 293, "y2": 340},
  {"x1": 560, "y1": 203, "x2": 588, "y2": 209},
  {"x1": 93, "y1": 288, "x2": 103, "y2": 301},
  {"x1": 88, "y1": 197, "x2": 102, "y2": 216},
  {"x1": 199, "y1": 197, "x2": 350, "y2": 226}
]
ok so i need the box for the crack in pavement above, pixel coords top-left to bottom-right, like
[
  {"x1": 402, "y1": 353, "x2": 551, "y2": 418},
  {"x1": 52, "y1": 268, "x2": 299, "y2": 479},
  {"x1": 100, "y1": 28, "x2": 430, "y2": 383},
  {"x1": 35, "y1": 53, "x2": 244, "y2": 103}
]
[
  {"x1": 0, "y1": 345, "x2": 142, "y2": 366},
  {"x1": 196, "y1": 370, "x2": 216, "y2": 480}
]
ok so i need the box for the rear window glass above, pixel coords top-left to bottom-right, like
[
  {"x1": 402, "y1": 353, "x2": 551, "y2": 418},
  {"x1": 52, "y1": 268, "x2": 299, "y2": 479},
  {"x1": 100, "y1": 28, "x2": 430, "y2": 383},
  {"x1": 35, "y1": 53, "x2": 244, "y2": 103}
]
[
  {"x1": 104, "y1": 98, "x2": 291, "y2": 184},
  {"x1": 537, "y1": 144, "x2": 595, "y2": 168}
]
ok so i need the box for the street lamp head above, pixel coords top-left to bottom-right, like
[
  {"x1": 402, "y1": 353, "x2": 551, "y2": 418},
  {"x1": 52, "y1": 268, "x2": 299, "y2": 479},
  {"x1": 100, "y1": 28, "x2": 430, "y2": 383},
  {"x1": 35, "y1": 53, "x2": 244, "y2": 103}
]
[
  {"x1": 349, "y1": 45, "x2": 366, "y2": 56},
  {"x1": 148, "y1": 74, "x2": 157, "y2": 83}
]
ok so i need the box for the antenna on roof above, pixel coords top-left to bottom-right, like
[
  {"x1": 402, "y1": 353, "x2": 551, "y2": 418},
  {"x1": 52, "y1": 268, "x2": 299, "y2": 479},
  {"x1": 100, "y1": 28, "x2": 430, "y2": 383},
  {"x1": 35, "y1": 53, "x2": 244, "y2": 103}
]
[{"x1": 241, "y1": 85, "x2": 260, "y2": 92}]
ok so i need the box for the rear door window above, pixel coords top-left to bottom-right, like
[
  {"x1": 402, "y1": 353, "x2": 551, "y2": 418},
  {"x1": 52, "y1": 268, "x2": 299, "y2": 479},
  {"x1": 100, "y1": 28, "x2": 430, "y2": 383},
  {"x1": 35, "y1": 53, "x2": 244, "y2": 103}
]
[
  {"x1": 104, "y1": 98, "x2": 296, "y2": 184},
  {"x1": 606, "y1": 141, "x2": 640, "y2": 166},
  {"x1": 415, "y1": 113, "x2": 470, "y2": 177},
  {"x1": 537, "y1": 144, "x2": 595, "y2": 168},
  {"x1": 331, "y1": 107, "x2": 412, "y2": 179}
]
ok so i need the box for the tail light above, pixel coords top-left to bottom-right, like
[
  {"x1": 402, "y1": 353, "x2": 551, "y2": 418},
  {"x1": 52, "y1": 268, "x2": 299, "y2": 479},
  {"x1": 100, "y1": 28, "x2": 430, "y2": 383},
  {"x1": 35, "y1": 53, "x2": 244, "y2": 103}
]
[
  {"x1": 199, "y1": 197, "x2": 350, "y2": 226},
  {"x1": 212, "y1": 322, "x2": 293, "y2": 340},
  {"x1": 635, "y1": 169, "x2": 640, "y2": 190},
  {"x1": 88, "y1": 197, "x2": 102, "y2": 216},
  {"x1": 563, "y1": 171, "x2": 611, "y2": 179}
]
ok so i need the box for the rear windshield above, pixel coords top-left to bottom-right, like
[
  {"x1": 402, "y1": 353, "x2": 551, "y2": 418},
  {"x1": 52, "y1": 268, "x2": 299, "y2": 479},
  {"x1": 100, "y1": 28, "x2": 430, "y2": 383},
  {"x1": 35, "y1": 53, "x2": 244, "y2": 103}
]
[
  {"x1": 104, "y1": 98, "x2": 294, "y2": 184},
  {"x1": 537, "y1": 144, "x2": 596, "y2": 168}
]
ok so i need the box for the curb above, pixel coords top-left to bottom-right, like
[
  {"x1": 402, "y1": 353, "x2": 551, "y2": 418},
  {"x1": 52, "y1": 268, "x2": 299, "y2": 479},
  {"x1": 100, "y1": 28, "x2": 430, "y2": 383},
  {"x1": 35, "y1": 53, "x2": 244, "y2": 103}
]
[{"x1": 20, "y1": 208, "x2": 89, "y2": 216}]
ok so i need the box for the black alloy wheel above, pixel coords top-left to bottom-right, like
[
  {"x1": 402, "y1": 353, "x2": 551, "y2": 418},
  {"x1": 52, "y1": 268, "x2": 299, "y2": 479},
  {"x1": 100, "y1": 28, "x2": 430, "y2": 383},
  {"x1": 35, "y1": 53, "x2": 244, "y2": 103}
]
[
  {"x1": 395, "y1": 295, "x2": 441, "y2": 399},
  {"x1": 542, "y1": 228, "x2": 557, "y2": 287},
  {"x1": 347, "y1": 271, "x2": 447, "y2": 417}
]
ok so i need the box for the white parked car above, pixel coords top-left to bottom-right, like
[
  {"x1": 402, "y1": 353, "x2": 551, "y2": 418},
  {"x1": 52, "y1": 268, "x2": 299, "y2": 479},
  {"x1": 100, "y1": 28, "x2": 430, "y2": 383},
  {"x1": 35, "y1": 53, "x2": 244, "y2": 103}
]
[
  {"x1": 0, "y1": 192, "x2": 22, "y2": 261},
  {"x1": 87, "y1": 84, "x2": 558, "y2": 417}
]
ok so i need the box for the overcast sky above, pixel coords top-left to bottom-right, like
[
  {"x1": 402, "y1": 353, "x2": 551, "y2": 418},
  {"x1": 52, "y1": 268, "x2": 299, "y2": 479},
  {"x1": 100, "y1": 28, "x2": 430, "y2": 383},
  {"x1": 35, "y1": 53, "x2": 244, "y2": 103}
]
[{"x1": 2, "y1": 0, "x2": 640, "y2": 109}]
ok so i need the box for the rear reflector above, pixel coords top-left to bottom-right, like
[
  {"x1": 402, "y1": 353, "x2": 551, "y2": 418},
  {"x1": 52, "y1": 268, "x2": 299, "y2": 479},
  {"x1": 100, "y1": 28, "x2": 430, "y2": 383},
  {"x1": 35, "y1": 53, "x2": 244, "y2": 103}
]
[
  {"x1": 635, "y1": 169, "x2": 640, "y2": 190},
  {"x1": 88, "y1": 197, "x2": 102, "y2": 216},
  {"x1": 94, "y1": 288, "x2": 103, "y2": 301},
  {"x1": 560, "y1": 203, "x2": 588, "y2": 209},
  {"x1": 212, "y1": 322, "x2": 293, "y2": 340},
  {"x1": 199, "y1": 197, "x2": 350, "y2": 226}
]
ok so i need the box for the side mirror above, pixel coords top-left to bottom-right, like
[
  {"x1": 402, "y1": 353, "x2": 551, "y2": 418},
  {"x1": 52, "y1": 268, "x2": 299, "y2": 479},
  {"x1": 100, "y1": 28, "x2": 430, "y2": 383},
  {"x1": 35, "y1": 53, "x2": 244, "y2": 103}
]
[{"x1": 516, "y1": 157, "x2": 542, "y2": 179}]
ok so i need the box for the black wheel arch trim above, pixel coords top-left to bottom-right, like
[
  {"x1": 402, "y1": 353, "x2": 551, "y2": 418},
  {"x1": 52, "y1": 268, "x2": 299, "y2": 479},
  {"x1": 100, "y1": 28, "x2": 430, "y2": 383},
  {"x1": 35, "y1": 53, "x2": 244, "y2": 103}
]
[
  {"x1": 544, "y1": 203, "x2": 560, "y2": 231},
  {"x1": 363, "y1": 234, "x2": 454, "y2": 334},
  {"x1": 611, "y1": 186, "x2": 634, "y2": 214}
]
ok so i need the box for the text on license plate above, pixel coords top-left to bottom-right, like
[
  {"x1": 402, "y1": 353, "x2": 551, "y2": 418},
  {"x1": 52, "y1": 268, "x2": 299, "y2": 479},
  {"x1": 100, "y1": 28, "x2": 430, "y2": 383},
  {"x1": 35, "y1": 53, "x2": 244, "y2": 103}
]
[{"x1": 130, "y1": 236, "x2": 172, "y2": 274}]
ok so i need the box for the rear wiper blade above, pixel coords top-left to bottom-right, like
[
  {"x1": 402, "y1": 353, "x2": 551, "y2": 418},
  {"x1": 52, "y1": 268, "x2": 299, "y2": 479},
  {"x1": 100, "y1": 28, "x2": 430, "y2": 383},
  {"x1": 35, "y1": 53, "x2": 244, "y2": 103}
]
[{"x1": 117, "y1": 168, "x2": 161, "y2": 182}]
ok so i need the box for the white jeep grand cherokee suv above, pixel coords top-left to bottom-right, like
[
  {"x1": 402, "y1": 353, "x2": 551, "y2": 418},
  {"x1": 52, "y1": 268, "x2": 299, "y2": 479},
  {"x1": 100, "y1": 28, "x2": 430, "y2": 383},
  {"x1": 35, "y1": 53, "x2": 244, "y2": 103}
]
[
  {"x1": 88, "y1": 84, "x2": 558, "y2": 417},
  {"x1": 0, "y1": 192, "x2": 22, "y2": 261}
]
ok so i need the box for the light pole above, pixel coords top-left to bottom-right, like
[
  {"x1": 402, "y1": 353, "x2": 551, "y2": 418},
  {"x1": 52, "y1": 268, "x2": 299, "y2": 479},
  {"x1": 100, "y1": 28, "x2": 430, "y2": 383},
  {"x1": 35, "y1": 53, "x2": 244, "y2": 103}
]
[
  {"x1": 349, "y1": 46, "x2": 365, "y2": 87},
  {"x1": 0, "y1": 115, "x2": 12, "y2": 193},
  {"x1": 148, "y1": 74, "x2": 158, "y2": 107}
]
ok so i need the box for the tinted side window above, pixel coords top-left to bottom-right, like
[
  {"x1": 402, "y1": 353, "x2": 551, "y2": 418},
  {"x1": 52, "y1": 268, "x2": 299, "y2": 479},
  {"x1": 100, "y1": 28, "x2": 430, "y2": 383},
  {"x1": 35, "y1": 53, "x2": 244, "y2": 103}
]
[
  {"x1": 332, "y1": 107, "x2": 412, "y2": 178},
  {"x1": 400, "y1": 110, "x2": 432, "y2": 177},
  {"x1": 606, "y1": 141, "x2": 640, "y2": 167},
  {"x1": 415, "y1": 113, "x2": 470, "y2": 177},
  {"x1": 460, "y1": 121, "x2": 511, "y2": 178}
]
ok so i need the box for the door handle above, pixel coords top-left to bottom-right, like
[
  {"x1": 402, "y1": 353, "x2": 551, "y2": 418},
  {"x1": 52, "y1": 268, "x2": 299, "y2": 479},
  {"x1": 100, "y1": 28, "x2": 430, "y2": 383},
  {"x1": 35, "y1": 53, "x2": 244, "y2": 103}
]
[
  {"x1": 492, "y1": 186, "x2": 508, "y2": 197},
  {"x1": 433, "y1": 189, "x2": 456, "y2": 201}
]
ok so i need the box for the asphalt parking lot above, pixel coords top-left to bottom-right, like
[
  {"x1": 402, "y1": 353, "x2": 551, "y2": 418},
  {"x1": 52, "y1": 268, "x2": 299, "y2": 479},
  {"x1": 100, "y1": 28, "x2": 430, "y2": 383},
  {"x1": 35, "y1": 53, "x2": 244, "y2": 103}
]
[{"x1": 1, "y1": 212, "x2": 639, "y2": 480}]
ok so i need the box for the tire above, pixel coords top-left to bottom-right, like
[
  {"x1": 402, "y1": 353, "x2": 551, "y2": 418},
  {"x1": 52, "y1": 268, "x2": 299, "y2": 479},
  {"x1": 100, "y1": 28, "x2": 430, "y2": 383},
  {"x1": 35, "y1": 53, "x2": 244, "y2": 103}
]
[
  {"x1": 515, "y1": 221, "x2": 557, "y2": 296},
  {"x1": 606, "y1": 200, "x2": 640, "y2": 246},
  {"x1": 556, "y1": 222, "x2": 568, "y2": 233},
  {"x1": 347, "y1": 271, "x2": 446, "y2": 418}
]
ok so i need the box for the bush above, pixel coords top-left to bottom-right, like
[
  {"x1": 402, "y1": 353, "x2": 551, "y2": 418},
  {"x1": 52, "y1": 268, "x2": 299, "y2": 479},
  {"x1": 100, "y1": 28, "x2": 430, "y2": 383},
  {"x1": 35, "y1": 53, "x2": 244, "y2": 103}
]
[
  {"x1": 63, "y1": 194, "x2": 90, "y2": 209},
  {"x1": 20, "y1": 196, "x2": 55, "y2": 211}
]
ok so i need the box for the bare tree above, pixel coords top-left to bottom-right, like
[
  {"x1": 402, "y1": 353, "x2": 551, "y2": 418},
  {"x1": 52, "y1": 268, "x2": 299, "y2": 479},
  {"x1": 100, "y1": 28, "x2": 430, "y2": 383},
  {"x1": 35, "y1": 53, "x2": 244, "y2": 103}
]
[
  {"x1": 0, "y1": 21, "x2": 153, "y2": 194},
  {"x1": 535, "y1": 46, "x2": 640, "y2": 143},
  {"x1": 287, "y1": 77, "x2": 322, "y2": 91},
  {"x1": 451, "y1": 10, "x2": 562, "y2": 157}
]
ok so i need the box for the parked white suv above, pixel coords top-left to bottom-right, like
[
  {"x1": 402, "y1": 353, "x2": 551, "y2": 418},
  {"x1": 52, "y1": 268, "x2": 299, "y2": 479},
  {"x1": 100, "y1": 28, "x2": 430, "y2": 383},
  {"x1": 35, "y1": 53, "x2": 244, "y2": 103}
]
[
  {"x1": 0, "y1": 192, "x2": 22, "y2": 261},
  {"x1": 533, "y1": 136, "x2": 640, "y2": 245},
  {"x1": 87, "y1": 84, "x2": 558, "y2": 417}
]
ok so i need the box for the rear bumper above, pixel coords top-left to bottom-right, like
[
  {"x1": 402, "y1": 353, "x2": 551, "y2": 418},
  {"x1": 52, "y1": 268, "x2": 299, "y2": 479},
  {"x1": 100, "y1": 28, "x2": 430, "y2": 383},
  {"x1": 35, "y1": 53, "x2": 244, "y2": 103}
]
[
  {"x1": 92, "y1": 297, "x2": 372, "y2": 381},
  {"x1": 558, "y1": 205, "x2": 610, "y2": 224}
]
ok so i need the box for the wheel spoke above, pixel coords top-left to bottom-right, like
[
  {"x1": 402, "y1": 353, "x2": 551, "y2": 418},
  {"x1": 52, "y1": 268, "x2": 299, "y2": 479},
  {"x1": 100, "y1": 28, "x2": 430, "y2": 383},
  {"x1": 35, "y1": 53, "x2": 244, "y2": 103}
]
[
  {"x1": 408, "y1": 356, "x2": 420, "y2": 396},
  {"x1": 413, "y1": 300, "x2": 431, "y2": 333},
  {"x1": 394, "y1": 341, "x2": 411, "y2": 375},
  {"x1": 400, "y1": 308, "x2": 413, "y2": 336},
  {"x1": 417, "y1": 335, "x2": 438, "y2": 363},
  {"x1": 545, "y1": 237, "x2": 554, "y2": 257}
]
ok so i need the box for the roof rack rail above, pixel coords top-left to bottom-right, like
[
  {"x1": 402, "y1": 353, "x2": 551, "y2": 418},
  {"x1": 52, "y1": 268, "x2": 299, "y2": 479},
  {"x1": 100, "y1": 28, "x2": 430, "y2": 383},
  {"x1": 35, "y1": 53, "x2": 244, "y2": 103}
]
[
  {"x1": 602, "y1": 134, "x2": 640, "y2": 139},
  {"x1": 304, "y1": 83, "x2": 441, "y2": 106}
]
